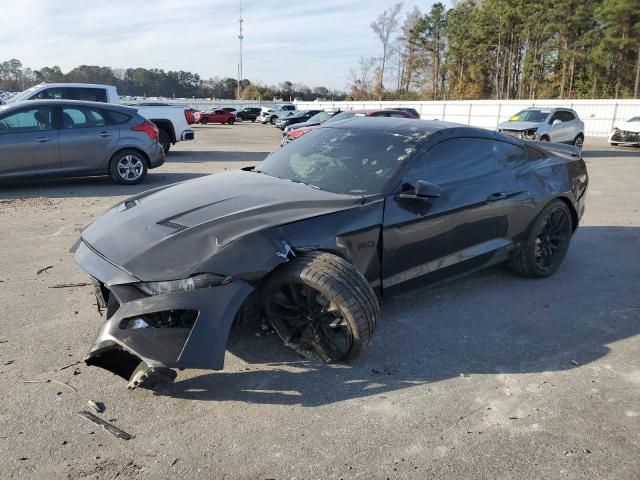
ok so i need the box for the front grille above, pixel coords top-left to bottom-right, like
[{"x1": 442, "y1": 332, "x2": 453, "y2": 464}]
[
  {"x1": 157, "y1": 220, "x2": 189, "y2": 232},
  {"x1": 500, "y1": 129, "x2": 523, "y2": 138}
]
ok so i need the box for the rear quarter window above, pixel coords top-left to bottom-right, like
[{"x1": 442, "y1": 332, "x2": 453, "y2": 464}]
[{"x1": 107, "y1": 111, "x2": 131, "y2": 124}]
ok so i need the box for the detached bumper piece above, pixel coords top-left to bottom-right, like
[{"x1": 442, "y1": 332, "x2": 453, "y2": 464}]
[{"x1": 74, "y1": 240, "x2": 253, "y2": 388}]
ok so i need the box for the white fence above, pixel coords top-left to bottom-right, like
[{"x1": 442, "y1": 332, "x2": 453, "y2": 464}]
[{"x1": 295, "y1": 99, "x2": 640, "y2": 137}]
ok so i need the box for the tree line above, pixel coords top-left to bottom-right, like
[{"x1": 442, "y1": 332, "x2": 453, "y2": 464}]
[
  {"x1": 0, "y1": 60, "x2": 342, "y2": 101},
  {"x1": 353, "y1": 0, "x2": 640, "y2": 100}
]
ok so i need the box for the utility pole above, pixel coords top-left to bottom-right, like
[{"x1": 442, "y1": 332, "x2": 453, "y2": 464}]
[{"x1": 237, "y1": 0, "x2": 243, "y2": 100}]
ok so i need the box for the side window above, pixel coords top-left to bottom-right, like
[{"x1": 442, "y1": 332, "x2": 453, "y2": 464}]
[
  {"x1": 495, "y1": 141, "x2": 526, "y2": 166},
  {"x1": 72, "y1": 88, "x2": 108, "y2": 102},
  {"x1": 405, "y1": 138, "x2": 499, "y2": 186},
  {"x1": 389, "y1": 112, "x2": 408, "y2": 118},
  {"x1": 107, "y1": 111, "x2": 130, "y2": 124},
  {"x1": 0, "y1": 107, "x2": 54, "y2": 133},
  {"x1": 527, "y1": 147, "x2": 547, "y2": 161},
  {"x1": 549, "y1": 112, "x2": 562, "y2": 123},
  {"x1": 282, "y1": 105, "x2": 295, "y2": 111},
  {"x1": 32, "y1": 88, "x2": 63, "y2": 100},
  {"x1": 214, "y1": 110, "x2": 225, "y2": 114},
  {"x1": 61, "y1": 107, "x2": 107, "y2": 129},
  {"x1": 560, "y1": 111, "x2": 575, "y2": 122}
]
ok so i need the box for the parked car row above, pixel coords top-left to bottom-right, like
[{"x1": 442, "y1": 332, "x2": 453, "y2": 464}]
[{"x1": 281, "y1": 109, "x2": 417, "y2": 145}]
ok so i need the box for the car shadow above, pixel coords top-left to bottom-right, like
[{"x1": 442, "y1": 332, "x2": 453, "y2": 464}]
[
  {"x1": 0, "y1": 171, "x2": 209, "y2": 200},
  {"x1": 158, "y1": 225, "x2": 640, "y2": 406},
  {"x1": 582, "y1": 148, "x2": 639, "y2": 158}
]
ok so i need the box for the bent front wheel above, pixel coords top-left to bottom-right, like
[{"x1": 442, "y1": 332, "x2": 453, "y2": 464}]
[{"x1": 262, "y1": 252, "x2": 379, "y2": 362}]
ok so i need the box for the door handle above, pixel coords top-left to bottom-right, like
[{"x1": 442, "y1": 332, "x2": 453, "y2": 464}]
[
  {"x1": 487, "y1": 192, "x2": 508, "y2": 202},
  {"x1": 35, "y1": 137, "x2": 52, "y2": 143},
  {"x1": 99, "y1": 132, "x2": 112, "y2": 138}
]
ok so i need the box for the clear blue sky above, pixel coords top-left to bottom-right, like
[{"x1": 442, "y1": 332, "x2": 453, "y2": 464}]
[{"x1": 0, "y1": 0, "x2": 448, "y2": 90}]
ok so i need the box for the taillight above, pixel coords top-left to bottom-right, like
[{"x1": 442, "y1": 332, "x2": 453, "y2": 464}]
[
  {"x1": 132, "y1": 119, "x2": 159, "y2": 140},
  {"x1": 185, "y1": 110, "x2": 194, "y2": 124}
]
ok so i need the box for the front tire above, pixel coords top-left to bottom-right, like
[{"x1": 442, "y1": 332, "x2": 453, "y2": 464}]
[
  {"x1": 109, "y1": 149, "x2": 148, "y2": 185},
  {"x1": 262, "y1": 252, "x2": 379, "y2": 363},
  {"x1": 200, "y1": 118, "x2": 208, "y2": 125},
  {"x1": 574, "y1": 133, "x2": 584, "y2": 150},
  {"x1": 228, "y1": 118, "x2": 235, "y2": 125},
  {"x1": 508, "y1": 200, "x2": 573, "y2": 278},
  {"x1": 158, "y1": 129, "x2": 171, "y2": 154},
  {"x1": 270, "y1": 116, "x2": 277, "y2": 125}
]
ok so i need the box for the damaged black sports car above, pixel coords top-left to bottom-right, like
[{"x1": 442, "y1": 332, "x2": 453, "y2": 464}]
[{"x1": 72, "y1": 117, "x2": 588, "y2": 387}]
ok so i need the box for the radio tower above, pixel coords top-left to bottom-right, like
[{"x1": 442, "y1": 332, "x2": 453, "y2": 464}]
[{"x1": 237, "y1": 0, "x2": 244, "y2": 99}]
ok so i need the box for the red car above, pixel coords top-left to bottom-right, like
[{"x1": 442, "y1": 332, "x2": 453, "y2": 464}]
[
  {"x1": 281, "y1": 109, "x2": 416, "y2": 145},
  {"x1": 197, "y1": 109, "x2": 236, "y2": 125}
]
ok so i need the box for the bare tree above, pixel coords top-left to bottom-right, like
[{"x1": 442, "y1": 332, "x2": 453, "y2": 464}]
[
  {"x1": 371, "y1": 2, "x2": 403, "y2": 98},
  {"x1": 348, "y1": 56, "x2": 378, "y2": 100}
]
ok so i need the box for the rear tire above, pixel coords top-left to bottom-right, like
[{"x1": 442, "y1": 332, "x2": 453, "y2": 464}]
[
  {"x1": 262, "y1": 251, "x2": 379, "y2": 363},
  {"x1": 251, "y1": 119, "x2": 256, "y2": 123},
  {"x1": 508, "y1": 199, "x2": 573, "y2": 278},
  {"x1": 200, "y1": 118, "x2": 208, "y2": 125},
  {"x1": 109, "y1": 149, "x2": 148, "y2": 185},
  {"x1": 610, "y1": 142, "x2": 619, "y2": 146},
  {"x1": 270, "y1": 116, "x2": 277, "y2": 125},
  {"x1": 158, "y1": 130, "x2": 171, "y2": 154},
  {"x1": 236, "y1": 114, "x2": 243, "y2": 121},
  {"x1": 228, "y1": 118, "x2": 235, "y2": 125},
  {"x1": 539, "y1": 135, "x2": 550, "y2": 142}
]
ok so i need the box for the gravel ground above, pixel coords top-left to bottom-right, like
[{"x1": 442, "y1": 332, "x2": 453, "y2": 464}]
[{"x1": 0, "y1": 123, "x2": 638, "y2": 479}]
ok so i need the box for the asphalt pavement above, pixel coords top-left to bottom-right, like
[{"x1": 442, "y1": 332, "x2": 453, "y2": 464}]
[{"x1": 0, "y1": 122, "x2": 638, "y2": 479}]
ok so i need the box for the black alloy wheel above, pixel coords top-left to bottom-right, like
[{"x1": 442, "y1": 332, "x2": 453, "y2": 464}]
[
  {"x1": 265, "y1": 280, "x2": 353, "y2": 361},
  {"x1": 508, "y1": 200, "x2": 573, "y2": 278}
]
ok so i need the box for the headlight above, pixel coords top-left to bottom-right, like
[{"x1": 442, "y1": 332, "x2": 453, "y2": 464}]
[{"x1": 137, "y1": 273, "x2": 232, "y2": 296}]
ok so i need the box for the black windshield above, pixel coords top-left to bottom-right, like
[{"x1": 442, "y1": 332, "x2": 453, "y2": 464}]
[{"x1": 257, "y1": 127, "x2": 418, "y2": 195}]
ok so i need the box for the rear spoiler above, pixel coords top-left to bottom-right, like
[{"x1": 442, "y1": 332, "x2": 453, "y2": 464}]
[{"x1": 527, "y1": 140, "x2": 581, "y2": 158}]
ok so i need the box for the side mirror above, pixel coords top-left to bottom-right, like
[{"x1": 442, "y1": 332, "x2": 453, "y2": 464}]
[
  {"x1": 398, "y1": 180, "x2": 441, "y2": 201},
  {"x1": 552, "y1": 118, "x2": 562, "y2": 126}
]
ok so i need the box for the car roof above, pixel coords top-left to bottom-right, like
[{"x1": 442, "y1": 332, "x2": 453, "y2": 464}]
[
  {"x1": 1, "y1": 99, "x2": 137, "y2": 113},
  {"x1": 319, "y1": 117, "x2": 468, "y2": 137}
]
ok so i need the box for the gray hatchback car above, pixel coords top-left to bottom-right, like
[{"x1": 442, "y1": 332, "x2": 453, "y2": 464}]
[{"x1": 0, "y1": 100, "x2": 165, "y2": 184}]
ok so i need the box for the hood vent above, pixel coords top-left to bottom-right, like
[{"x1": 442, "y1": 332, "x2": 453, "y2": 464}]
[{"x1": 157, "y1": 220, "x2": 189, "y2": 232}]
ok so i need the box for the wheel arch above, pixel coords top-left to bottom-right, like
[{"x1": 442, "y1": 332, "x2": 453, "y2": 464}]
[
  {"x1": 149, "y1": 119, "x2": 176, "y2": 143},
  {"x1": 554, "y1": 195, "x2": 579, "y2": 232},
  {"x1": 109, "y1": 147, "x2": 151, "y2": 169}
]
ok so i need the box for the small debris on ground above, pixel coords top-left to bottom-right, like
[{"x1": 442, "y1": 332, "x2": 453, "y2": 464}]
[
  {"x1": 56, "y1": 360, "x2": 82, "y2": 371},
  {"x1": 22, "y1": 379, "x2": 77, "y2": 392},
  {"x1": 48, "y1": 282, "x2": 91, "y2": 289},
  {"x1": 571, "y1": 360, "x2": 580, "y2": 366},
  {"x1": 36, "y1": 266, "x2": 53, "y2": 275},
  {"x1": 78, "y1": 411, "x2": 134, "y2": 440},
  {"x1": 87, "y1": 400, "x2": 105, "y2": 414}
]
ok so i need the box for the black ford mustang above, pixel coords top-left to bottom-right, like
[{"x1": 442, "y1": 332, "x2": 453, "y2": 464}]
[{"x1": 72, "y1": 118, "x2": 588, "y2": 387}]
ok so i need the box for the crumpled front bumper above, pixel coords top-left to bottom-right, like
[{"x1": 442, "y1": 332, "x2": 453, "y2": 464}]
[{"x1": 72, "y1": 239, "x2": 254, "y2": 380}]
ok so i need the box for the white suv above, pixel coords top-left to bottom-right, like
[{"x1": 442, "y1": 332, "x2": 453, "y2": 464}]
[{"x1": 497, "y1": 108, "x2": 585, "y2": 150}]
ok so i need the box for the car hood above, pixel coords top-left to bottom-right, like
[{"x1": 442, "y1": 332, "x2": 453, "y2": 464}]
[
  {"x1": 613, "y1": 121, "x2": 640, "y2": 133},
  {"x1": 497, "y1": 120, "x2": 541, "y2": 131},
  {"x1": 80, "y1": 171, "x2": 362, "y2": 281}
]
